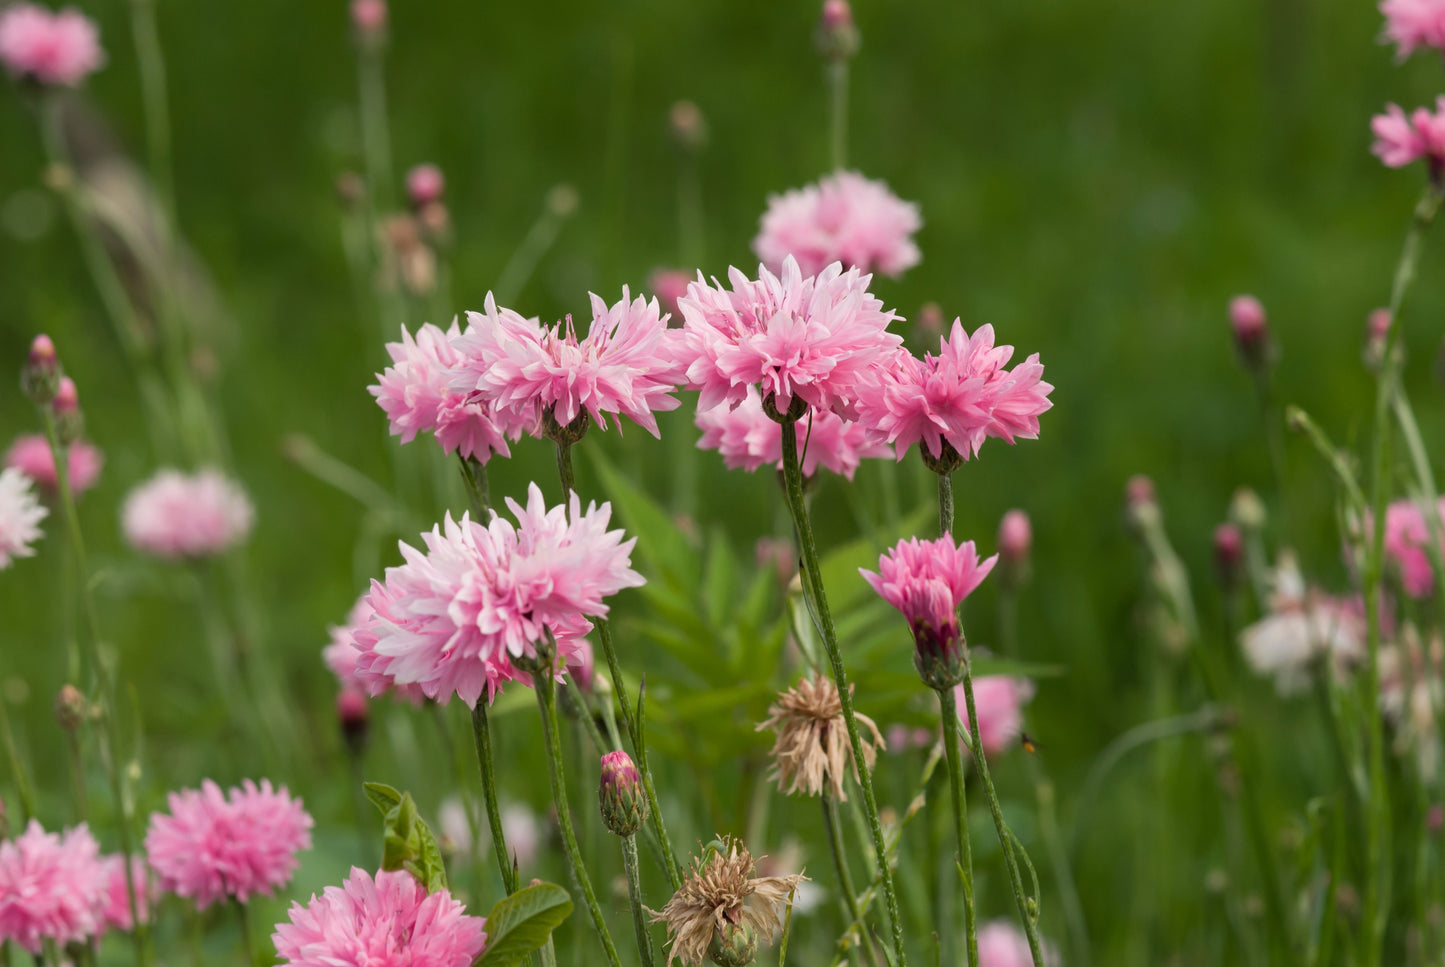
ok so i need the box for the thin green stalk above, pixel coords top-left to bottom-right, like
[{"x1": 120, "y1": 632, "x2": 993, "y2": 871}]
[
  {"x1": 823, "y1": 795, "x2": 884, "y2": 967},
  {"x1": 936, "y1": 688, "x2": 978, "y2": 966},
  {"x1": 1028, "y1": 760, "x2": 1091, "y2": 967},
  {"x1": 128, "y1": 0, "x2": 175, "y2": 226},
  {"x1": 64, "y1": 730, "x2": 85, "y2": 822},
  {"x1": 356, "y1": 43, "x2": 394, "y2": 214},
  {"x1": 621, "y1": 835, "x2": 657, "y2": 967},
  {"x1": 0, "y1": 700, "x2": 37, "y2": 822},
  {"x1": 235, "y1": 901, "x2": 255, "y2": 966},
  {"x1": 828, "y1": 60, "x2": 848, "y2": 170},
  {"x1": 471, "y1": 702, "x2": 520, "y2": 894},
  {"x1": 563, "y1": 676, "x2": 611, "y2": 756},
  {"x1": 937, "y1": 471, "x2": 954, "y2": 537},
  {"x1": 778, "y1": 416, "x2": 907, "y2": 965},
  {"x1": 459, "y1": 455, "x2": 492, "y2": 518},
  {"x1": 556, "y1": 438, "x2": 577, "y2": 497}
]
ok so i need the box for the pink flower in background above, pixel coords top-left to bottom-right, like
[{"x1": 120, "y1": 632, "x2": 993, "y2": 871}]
[
  {"x1": 858, "y1": 320, "x2": 1053, "y2": 464},
  {"x1": 121, "y1": 469, "x2": 253, "y2": 558},
  {"x1": 0, "y1": 467, "x2": 47, "y2": 569},
  {"x1": 1372, "y1": 100, "x2": 1445, "y2": 169},
  {"x1": 976, "y1": 920, "x2": 1034, "y2": 967},
  {"x1": 695, "y1": 386, "x2": 891, "y2": 479},
  {"x1": 97, "y1": 855, "x2": 151, "y2": 932},
  {"x1": 322, "y1": 594, "x2": 425, "y2": 704},
  {"x1": 1240, "y1": 554, "x2": 1366, "y2": 694},
  {"x1": 861, "y1": 535, "x2": 997, "y2": 642},
  {"x1": 0, "y1": 4, "x2": 103, "y2": 86},
  {"x1": 370, "y1": 321, "x2": 521, "y2": 464},
  {"x1": 0, "y1": 820, "x2": 103, "y2": 953},
  {"x1": 677, "y1": 256, "x2": 902, "y2": 417},
  {"x1": 753, "y1": 171, "x2": 921, "y2": 278},
  {"x1": 5, "y1": 435, "x2": 103, "y2": 496},
  {"x1": 1380, "y1": 0, "x2": 1445, "y2": 59},
  {"x1": 350, "y1": 0, "x2": 386, "y2": 36},
  {"x1": 648, "y1": 268, "x2": 692, "y2": 319},
  {"x1": 997, "y1": 509, "x2": 1032, "y2": 563},
  {"x1": 956, "y1": 676, "x2": 1035, "y2": 756},
  {"x1": 273, "y1": 868, "x2": 486, "y2": 967},
  {"x1": 353, "y1": 482, "x2": 643, "y2": 707},
  {"x1": 450, "y1": 289, "x2": 684, "y2": 437},
  {"x1": 1382, "y1": 497, "x2": 1445, "y2": 597},
  {"x1": 406, "y1": 163, "x2": 445, "y2": 207},
  {"x1": 145, "y1": 779, "x2": 313, "y2": 910}
]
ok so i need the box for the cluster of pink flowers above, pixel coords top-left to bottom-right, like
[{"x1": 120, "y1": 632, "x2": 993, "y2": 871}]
[
  {"x1": 121, "y1": 468, "x2": 254, "y2": 558},
  {"x1": 1382, "y1": 496, "x2": 1445, "y2": 597},
  {"x1": 752, "y1": 170, "x2": 922, "y2": 279},
  {"x1": 351, "y1": 483, "x2": 642, "y2": 706},
  {"x1": 0, "y1": 466, "x2": 47, "y2": 569},
  {"x1": 695, "y1": 386, "x2": 891, "y2": 479},
  {"x1": 4, "y1": 435, "x2": 103, "y2": 496},
  {"x1": 273, "y1": 868, "x2": 486, "y2": 967},
  {"x1": 144, "y1": 779, "x2": 312, "y2": 909},
  {"x1": 0, "y1": 3, "x2": 103, "y2": 87},
  {"x1": 1381, "y1": 0, "x2": 1445, "y2": 59},
  {"x1": 956, "y1": 676, "x2": 1035, "y2": 756},
  {"x1": 1371, "y1": 98, "x2": 1445, "y2": 170}
]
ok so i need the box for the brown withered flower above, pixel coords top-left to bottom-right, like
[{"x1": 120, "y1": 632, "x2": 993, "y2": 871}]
[
  {"x1": 756, "y1": 673, "x2": 885, "y2": 801},
  {"x1": 650, "y1": 837, "x2": 805, "y2": 966}
]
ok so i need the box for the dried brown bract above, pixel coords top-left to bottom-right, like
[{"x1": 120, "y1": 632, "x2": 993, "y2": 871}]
[{"x1": 756, "y1": 673, "x2": 884, "y2": 800}]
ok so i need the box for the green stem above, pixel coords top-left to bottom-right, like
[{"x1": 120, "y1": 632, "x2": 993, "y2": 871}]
[
  {"x1": 937, "y1": 687, "x2": 978, "y2": 967},
  {"x1": 828, "y1": 60, "x2": 848, "y2": 170},
  {"x1": 556, "y1": 438, "x2": 577, "y2": 497},
  {"x1": 1028, "y1": 759, "x2": 1091, "y2": 967},
  {"x1": 779, "y1": 417, "x2": 906, "y2": 964},
  {"x1": 0, "y1": 700, "x2": 36, "y2": 822},
  {"x1": 822, "y1": 794, "x2": 883, "y2": 967},
  {"x1": 937, "y1": 470, "x2": 954, "y2": 537},
  {"x1": 128, "y1": 0, "x2": 175, "y2": 227},
  {"x1": 459, "y1": 455, "x2": 492, "y2": 518},
  {"x1": 621, "y1": 835, "x2": 657, "y2": 967},
  {"x1": 356, "y1": 42, "x2": 394, "y2": 214},
  {"x1": 471, "y1": 702, "x2": 520, "y2": 894},
  {"x1": 65, "y1": 730, "x2": 85, "y2": 822},
  {"x1": 235, "y1": 901, "x2": 255, "y2": 966},
  {"x1": 563, "y1": 675, "x2": 611, "y2": 756}
]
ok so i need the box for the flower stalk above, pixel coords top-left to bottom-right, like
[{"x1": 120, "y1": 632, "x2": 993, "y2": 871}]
[
  {"x1": 935, "y1": 686, "x2": 978, "y2": 966},
  {"x1": 471, "y1": 702, "x2": 519, "y2": 895}
]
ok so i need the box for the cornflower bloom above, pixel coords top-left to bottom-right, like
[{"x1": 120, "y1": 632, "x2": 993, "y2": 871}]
[
  {"x1": 0, "y1": 820, "x2": 103, "y2": 953},
  {"x1": 273, "y1": 868, "x2": 486, "y2": 967},
  {"x1": 0, "y1": 3, "x2": 103, "y2": 86},
  {"x1": 1372, "y1": 98, "x2": 1445, "y2": 172},
  {"x1": 1381, "y1": 496, "x2": 1445, "y2": 597},
  {"x1": 406, "y1": 163, "x2": 445, "y2": 208},
  {"x1": 4, "y1": 435, "x2": 103, "y2": 496},
  {"x1": 756, "y1": 673, "x2": 884, "y2": 800},
  {"x1": 752, "y1": 171, "x2": 922, "y2": 279},
  {"x1": 323, "y1": 593, "x2": 425, "y2": 704},
  {"x1": 449, "y1": 289, "x2": 683, "y2": 438},
  {"x1": 145, "y1": 779, "x2": 313, "y2": 910},
  {"x1": 352, "y1": 482, "x2": 643, "y2": 706},
  {"x1": 955, "y1": 676, "x2": 1035, "y2": 756},
  {"x1": 695, "y1": 386, "x2": 891, "y2": 479},
  {"x1": 121, "y1": 469, "x2": 254, "y2": 558},
  {"x1": 1239, "y1": 554, "x2": 1366, "y2": 695},
  {"x1": 0, "y1": 467, "x2": 47, "y2": 568},
  {"x1": 1380, "y1": 0, "x2": 1445, "y2": 59}
]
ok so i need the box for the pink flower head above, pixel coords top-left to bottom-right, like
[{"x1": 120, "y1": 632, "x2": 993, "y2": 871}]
[
  {"x1": 121, "y1": 468, "x2": 253, "y2": 558},
  {"x1": 352, "y1": 482, "x2": 644, "y2": 707},
  {"x1": 752, "y1": 171, "x2": 922, "y2": 279},
  {"x1": 677, "y1": 256, "x2": 902, "y2": 418},
  {"x1": 955, "y1": 676, "x2": 1035, "y2": 756},
  {"x1": 323, "y1": 593, "x2": 426, "y2": 704},
  {"x1": 273, "y1": 867, "x2": 486, "y2": 967},
  {"x1": 695, "y1": 386, "x2": 891, "y2": 480},
  {"x1": 370, "y1": 321, "x2": 521, "y2": 464},
  {"x1": 1372, "y1": 99, "x2": 1445, "y2": 170},
  {"x1": 406, "y1": 163, "x2": 445, "y2": 208},
  {"x1": 0, "y1": 4, "x2": 103, "y2": 86},
  {"x1": 858, "y1": 320, "x2": 1053, "y2": 465},
  {"x1": 0, "y1": 467, "x2": 47, "y2": 569},
  {"x1": 976, "y1": 920, "x2": 1034, "y2": 967},
  {"x1": 0, "y1": 820, "x2": 103, "y2": 953},
  {"x1": 997, "y1": 509, "x2": 1032, "y2": 563},
  {"x1": 5, "y1": 435, "x2": 102, "y2": 496},
  {"x1": 1382, "y1": 497, "x2": 1445, "y2": 598},
  {"x1": 145, "y1": 779, "x2": 313, "y2": 910},
  {"x1": 450, "y1": 290, "x2": 685, "y2": 438},
  {"x1": 97, "y1": 855, "x2": 151, "y2": 933},
  {"x1": 1380, "y1": 0, "x2": 1445, "y2": 59},
  {"x1": 350, "y1": 0, "x2": 386, "y2": 36},
  {"x1": 1228, "y1": 294, "x2": 1267, "y2": 345}
]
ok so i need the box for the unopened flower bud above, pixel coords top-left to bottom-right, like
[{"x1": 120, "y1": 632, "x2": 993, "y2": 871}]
[
  {"x1": 1124, "y1": 474, "x2": 1159, "y2": 533},
  {"x1": 53, "y1": 377, "x2": 84, "y2": 445},
  {"x1": 1364, "y1": 308, "x2": 1391, "y2": 371},
  {"x1": 54, "y1": 684, "x2": 86, "y2": 731},
  {"x1": 919, "y1": 438, "x2": 963, "y2": 475},
  {"x1": 996, "y1": 509, "x2": 1032, "y2": 590},
  {"x1": 337, "y1": 688, "x2": 369, "y2": 754},
  {"x1": 815, "y1": 0, "x2": 860, "y2": 62},
  {"x1": 335, "y1": 172, "x2": 365, "y2": 209},
  {"x1": 912, "y1": 615, "x2": 967, "y2": 691},
  {"x1": 1213, "y1": 522, "x2": 1243, "y2": 589},
  {"x1": 406, "y1": 164, "x2": 445, "y2": 209},
  {"x1": 669, "y1": 100, "x2": 708, "y2": 152},
  {"x1": 21, "y1": 334, "x2": 60, "y2": 404},
  {"x1": 708, "y1": 920, "x2": 758, "y2": 967},
  {"x1": 1228, "y1": 295, "x2": 1271, "y2": 371},
  {"x1": 350, "y1": 0, "x2": 387, "y2": 44},
  {"x1": 598, "y1": 750, "x2": 648, "y2": 837},
  {"x1": 917, "y1": 301, "x2": 945, "y2": 337},
  {"x1": 1229, "y1": 487, "x2": 1267, "y2": 533}
]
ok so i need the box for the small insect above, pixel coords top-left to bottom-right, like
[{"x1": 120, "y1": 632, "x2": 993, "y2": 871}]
[{"x1": 1020, "y1": 732, "x2": 1039, "y2": 754}]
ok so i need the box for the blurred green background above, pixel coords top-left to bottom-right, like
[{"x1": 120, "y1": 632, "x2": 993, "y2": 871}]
[{"x1": 2, "y1": 0, "x2": 1443, "y2": 964}]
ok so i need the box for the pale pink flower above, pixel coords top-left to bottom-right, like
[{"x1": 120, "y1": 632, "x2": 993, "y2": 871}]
[
  {"x1": 323, "y1": 593, "x2": 425, "y2": 704},
  {"x1": 1380, "y1": 0, "x2": 1445, "y2": 58},
  {"x1": 976, "y1": 920, "x2": 1034, "y2": 967},
  {"x1": 1240, "y1": 554, "x2": 1366, "y2": 695},
  {"x1": 0, "y1": 467, "x2": 47, "y2": 569},
  {"x1": 273, "y1": 867, "x2": 486, "y2": 967},
  {"x1": 956, "y1": 676, "x2": 1035, "y2": 756},
  {"x1": 0, "y1": 820, "x2": 103, "y2": 953},
  {"x1": 857, "y1": 320, "x2": 1053, "y2": 464},
  {"x1": 5, "y1": 435, "x2": 102, "y2": 496},
  {"x1": 0, "y1": 4, "x2": 103, "y2": 86},
  {"x1": 1382, "y1": 497, "x2": 1445, "y2": 597},
  {"x1": 121, "y1": 468, "x2": 253, "y2": 558},
  {"x1": 677, "y1": 256, "x2": 902, "y2": 418},
  {"x1": 752, "y1": 171, "x2": 921, "y2": 279},
  {"x1": 370, "y1": 321, "x2": 521, "y2": 464},
  {"x1": 406, "y1": 163, "x2": 445, "y2": 208},
  {"x1": 1372, "y1": 99, "x2": 1445, "y2": 169},
  {"x1": 145, "y1": 779, "x2": 313, "y2": 910},
  {"x1": 450, "y1": 290, "x2": 684, "y2": 437},
  {"x1": 695, "y1": 387, "x2": 891, "y2": 479},
  {"x1": 353, "y1": 482, "x2": 643, "y2": 707},
  {"x1": 97, "y1": 855, "x2": 151, "y2": 932}
]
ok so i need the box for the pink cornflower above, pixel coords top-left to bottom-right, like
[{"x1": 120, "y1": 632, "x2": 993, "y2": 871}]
[
  {"x1": 955, "y1": 676, "x2": 1035, "y2": 756},
  {"x1": 121, "y1": 468, "x2": 253, "y2": 558},
  {"x1": 677, "y1": 256, "x2": 902, "y2": 418},
  {"x1": 370, "y1": 321, "x2": 522, "y2": 464},
  {"x1": 5, "y1": 434, "x2": 103, "y2": 496},
  {"x1": 1382, "y1": 497, "x2": 1445, "y2": 598},
  {"x1": 753, "y1": 171, "x2": 921, "y2": 279},
  {"x1": 323, "y1": 594, "x2": 426, "y2": 704},
  {"x1": 1380, "y1": 0, "x2": 1445, "y2": 59},
  {"x1": 695, "y1": 387, "x2": 891, "y2": 480},
  {"x1": 0, "y1": 820, "x2": 103, "y2": 953},
  {"x1": 1371, "y1": 99, "x2": 1445, "y2": 170},
  {"x1": 977, "y1": 920, "x2": 1038, "y2": 967},
  {"x1": 450, "y1": 290, "x2": 684, "y2": 437},
  {"x1": 0, "y1": 467, "x2": 46, "y2": 569},
  {"x1": 857, "y1": 320, "x2": 1053, "y2": 467},
  {"x1": 406, "y1": 164, "x2": 445, "y2": 208},
  {"x1": 274, "y1": 867, "x2": 486, "y2": 967},
  {"x1": 352, "y1": 482, "x2": 643, "y2": 707},
  {"x1": 145, "y1": 779, "x2": 313, "y2": 910},
  {"x1": 0, "y1": 4, "x2": 103, "y2": 86},
  {"x1": 97, "y1": 855, "x2": 151, "y2": 932}
]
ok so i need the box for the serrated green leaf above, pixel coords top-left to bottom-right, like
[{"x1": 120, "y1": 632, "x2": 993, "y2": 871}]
[
  {"x1": 363, "y1": 781, "x2": 403, "y2": 816},
  {"x1": 474, "y1": 882, "x2": 575, "y2": 967}
]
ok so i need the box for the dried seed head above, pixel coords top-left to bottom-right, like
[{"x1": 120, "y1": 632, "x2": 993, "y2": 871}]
[{"x1": 757, "y1": 674, "x2": 883, "y2": 801}]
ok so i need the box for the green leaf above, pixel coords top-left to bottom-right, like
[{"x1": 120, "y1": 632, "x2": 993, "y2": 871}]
[
  {"x1": 474, "y1": 882, "x2": 575, "y2": 967},
  {"x1": 411, "y1": 812, "x2": 449, "y2": 892},
  {"x1": 363, "y1": 781, "x2": 403, "y2": 816}
]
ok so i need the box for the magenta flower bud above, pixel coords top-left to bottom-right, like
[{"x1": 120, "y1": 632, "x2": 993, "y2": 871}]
[
  {"x1": 815, "y1": 0, "x2": 860, "y2": 61},
  {"x1": 1228, "y1": 295, "x2": 1270, "y2": 370},
  {"x1": 1212, "y1": 522, "x2": 1243, "y2": 588},
  {"x1": 406, "y1": 164, "x2": 444, "y2": 209},
  {"x1": 21, "y1": 334, "x2": 60, "y2": 404},
  {"x1": 917, "y1": 302, "x2": 945, "y2": 337},
  {"x1": 598, "y1": 750, "x2": 648, "y2": 837},
  {"x1": 53, "y1": 377, "x2": 84, "y2": 445},
  {"x1": 350, "y1": 0, "x2": 387, "y2": 42},
  {"x1": 998, "y1": 510, "x2": 1031, "y2": 563},
  {"x1": 1364, "y1": 308, "x2": 1392, "y2": 371},
  {"x1": 1430, "y1": 802, "x2": 1444, "y2": 836},
  {"x1": 821, "y1": 0, "x2": 853, "y2": 30},
  {"x1": 54, "y1": 684, "x2": 86, "y2": 731},
  {"x1": 668, "y1": 100, "x2": 708, "y2": 152},
  {"x1": 1125, "y1": 474, "x2": 1159, "y2": 533},
  {"x1": 336, "y1": 688, "x2": 369, "y2": 753}
]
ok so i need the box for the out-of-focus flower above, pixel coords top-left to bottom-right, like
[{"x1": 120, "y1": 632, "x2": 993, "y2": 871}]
[
  {"x1": 0, "y1": 4, "x2": 103, "y2": 87},
  {"x1": 21, "y1": 334, "x2": 59, "y2": 404},
  {"x1": 1372, "y1": 99, "x2": 1445, "y2": 171},
  {"x1": 1382, "y1": 496, "x2": 1445, "y2": 598},
  {"x1": 0, "y1": 467, "x2": 47, "y2": 569},
  {"x1": 121, "y1": 469, "x2": 253, "y2": 558},
  {"x1": 323, "y1": 593, "x2": 426, "y2": 705},
  {"x1": 815, "y1": 0, "x2": 860, "y2": 61},
  {"x1": 1379, "y1": 625, "x2": 1444, "y2": 781},
  {"x1": 500, "y1": 804, "x2": 539, "y2": 869},
  {"x1": 1365, "y1": 308, "x2": 1393, "y2": 370},
  {"x1": 370, "y1": 321, "x2": 522, "y2": 464},
  {"x1": 955, "y1": 676, "x2": 1034, "y2": 757},
  {"x1": 97, "y1": 855, "x2": 151, "y2": 933},
  {"x1": 669, "y1": 101, "x2": 708, "y2": 151},
  {"x1": 4, "y1": 435, "x2": 102, "y2": 496},
  {"x1": 406, "y1": 163, "x2": 444, "y2": 208},
  {"x1": 998, "y1": 510, "x2": 1032, "y2": 564},
  {"x1": 650, "y1": 837, "x2": 805, "y2": 967},
  {"x1": 273, "y1": 867, "x2": 486, "y2": 967},
  {"x1": 378, "y1": 214, "x2": 436, "y2": 295},
  {"x1": 976, "y1": 919, "x2": 1058, "y2": 967},
  {"x1": 1213, "y1": 522, "x2": 1243, "y2": 588},
  {"x1": 1239, "y1": 553, "x2": 1366, "y2": 694},
  {"x1": 451, "y1": 290, "x2": 684, "y2": 438},
  {"x1": 353, "y1": 483, "x2": 642, "y2": 707},
  {"x1": 51, "y1": 377, "x2": 82, "y2": 446},
  {"x1": 677, "y1": 256, "x2": 901, "y2": 419},
  {"x1": 349, "y1": 0, "x2": 386, "y2": 41},
  {"x1": 1228, "y1": 294, "x2": 1271, "y2": 370},
  {"x1": 336, "y1": 688, "x2": 369, "y2": 753},
  {"x1": 696, "y1": 386, "x2": 891, "y2": 480},
  {"x1": 753, "y1": 171, "x2": 920, "y2": 279},
  {"x1": 757, "y1": 674, "x2": 884, "y2": 800},
  {"x1": 1380, "y1": 0, "x2": 1445, "y2": 59},
  {"x1": 649, "y1": 268, "x2": 692, "y2": 319},
  {"x1": 0, "y1": 820, "x2": 103, "y2": 953},
  {"x1": 145, "y1": 779, "x2": 313, "y2": 910}
]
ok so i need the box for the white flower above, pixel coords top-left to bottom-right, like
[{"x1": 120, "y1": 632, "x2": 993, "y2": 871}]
[{"x1": 0, "y1": 467, "x2": 47, "y2": 569}]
